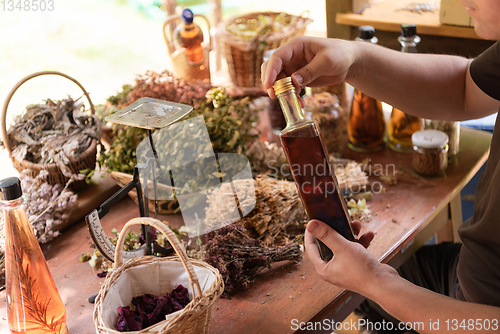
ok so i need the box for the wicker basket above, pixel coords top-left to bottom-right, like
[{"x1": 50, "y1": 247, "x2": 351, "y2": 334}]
[
  {"x1": 163, "y1": 13, "x2": 211, "y2": 82},
  {"x1": 94, "y1": 217, "x2": 224, "y2": 333},
  {"x1": 217, "y1": 11, "x2": 312, "y2": 88},
  {"x1": 110, "y1": 171, "x2": 179, "y2": 215},
  {"x1": 1, "y1": 71, "x2": 99, "y2": 190}
]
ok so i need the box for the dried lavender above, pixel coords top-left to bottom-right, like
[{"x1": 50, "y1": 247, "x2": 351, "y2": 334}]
[{"x1": 204, "y1": 224, "x2": 302, "y2": 296}]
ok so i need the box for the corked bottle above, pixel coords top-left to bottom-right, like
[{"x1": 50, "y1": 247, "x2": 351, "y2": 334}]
[
  {"x1": 348, "y1": 25, "x2": 386, "y2": 152},
  {"x1": 173, "y1": 8, "x2": 204, "y2": 63},
  {"x1": 388, "y1": 24, "x2": 424, "y2": 152},
  {"x1": 1, "y1": 177, "x2": 68, "y2": 334},
  {"x1": 412, "y1": 130, "x2": 449, "y2": 176},
  {"x1": 274, "y1": 77, "x2": 355, "y2": 261}
]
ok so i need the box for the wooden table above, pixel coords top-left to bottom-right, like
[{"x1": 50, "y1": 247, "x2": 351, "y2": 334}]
[{"x1": 0, "y1": 127, "x2": 491, "y2": 333}]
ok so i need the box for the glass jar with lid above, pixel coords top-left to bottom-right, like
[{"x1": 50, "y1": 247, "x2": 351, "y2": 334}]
[{"x1": 412, "y1": 129, "x2": 449, "y2": 176}]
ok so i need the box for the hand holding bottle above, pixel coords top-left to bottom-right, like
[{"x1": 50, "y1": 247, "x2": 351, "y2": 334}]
[
  {"x1": 304, "y1": 219, "x2": 392, "y2": 295},
  {"x1": 261, "y1": 36, "x2": 357, "y2": 98}
]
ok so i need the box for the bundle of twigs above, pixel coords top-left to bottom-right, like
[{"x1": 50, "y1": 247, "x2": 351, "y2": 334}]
[{"x1": 204, "y1": 224, "x2": 302, "y2": 296}]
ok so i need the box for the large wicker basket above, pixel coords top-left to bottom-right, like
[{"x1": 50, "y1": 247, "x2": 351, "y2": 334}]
[
  {"x1": 94, "y1": 217, "x2": 224, "y2": 333},
  {"x1": 217, "y1": 11, "x2": 312, "y2": 88},
  {"x1": 1, "y1": 71, "x2": 99, "y2": 190}
]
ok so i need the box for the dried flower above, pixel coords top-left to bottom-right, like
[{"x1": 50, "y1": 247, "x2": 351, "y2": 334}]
[
  {"x1": 204, "y1": 224, "x2": 302, "y2": 296},
  {"x1": 116, "y1": 285, "x2": 190, "y2": 331}
]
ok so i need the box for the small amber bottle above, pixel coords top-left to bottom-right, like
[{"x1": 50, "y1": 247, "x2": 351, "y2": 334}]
[
  {"x1": 348, "y1": 26, "x2": 386, "y2": 152},
  {"x1": 173, "y1": 8, "x2": 204, "y2": 63},
  {"x1": 1, "y1": 177, "x2": 68, "y2": 334}
]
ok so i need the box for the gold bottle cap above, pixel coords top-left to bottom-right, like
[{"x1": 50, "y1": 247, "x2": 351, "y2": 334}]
[{"x1": 272, "y1": 77, "x2": 295, "y2": 95}]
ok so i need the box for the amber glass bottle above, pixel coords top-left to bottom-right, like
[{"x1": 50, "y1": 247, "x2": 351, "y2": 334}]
[
  {"x1": 348, "y1": 26, "x2": 386, "y2": 152},
  {"x1": 173, "y1": 8, "x2": 204, "y2": 63},
  {"x1": 1, "y1": 177, "x2": 68, "y2": 334},
  {"x1": 388, "y1": 24, "x2": 423, "y2": 152},
  {"x1": 274, "y1": 77, "x2": 355, "y2": 261}
]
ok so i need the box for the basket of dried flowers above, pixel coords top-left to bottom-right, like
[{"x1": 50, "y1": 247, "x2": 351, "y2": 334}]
[
  {"x1": 217, "y1": 11, "x2": 312, "y2": 88},
  {"x1": 94, "y1": 217, "x2": 224, "y2": 333},
  {"x1": 1, "y1": 71, "x2": 101, "y2": 190}
]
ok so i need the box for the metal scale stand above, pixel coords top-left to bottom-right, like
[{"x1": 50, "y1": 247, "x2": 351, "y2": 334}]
[{"x1": 85, "y1": 97, "x2": 193, "y2": 263}]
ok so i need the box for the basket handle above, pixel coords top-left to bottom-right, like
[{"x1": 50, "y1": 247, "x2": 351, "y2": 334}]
[
  {"x1": 163, "y1": 13, "x2": 212, "y2": 55},
  {"x1": 1, "y1": 70, "x2": 96, "y2": 155},
  {"x1": 114, "y1": 217, "x2": 203, "y2": 301}
]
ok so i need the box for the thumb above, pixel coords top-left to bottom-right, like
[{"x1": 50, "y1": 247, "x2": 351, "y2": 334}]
[
  {"x1": 307, "y1": 219, "x2": 351, "y2": 255},
  {"x1": 291, "y1": 54, "x2": 327, "y2": 88}
]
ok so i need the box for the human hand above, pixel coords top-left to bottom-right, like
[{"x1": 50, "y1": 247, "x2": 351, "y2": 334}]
[
  {"x1": 305, "y1": 219, "x2": 397, "y2": 295},
  {"x1": 261, "y1": 36, "x2": 357, "y2": 98}
]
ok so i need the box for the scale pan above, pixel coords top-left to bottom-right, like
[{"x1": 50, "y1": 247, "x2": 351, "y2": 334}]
[{"x1": 105, "y1": 97, "x2": 193, "y2": 130}]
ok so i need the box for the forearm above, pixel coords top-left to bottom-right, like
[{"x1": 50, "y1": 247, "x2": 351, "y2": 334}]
[
  {"x1": 346, "y1": 42, "x2": 476, "y2": 121},
  {"x1": 365, "y1": 268, "x2": 500, "y2": 333}
]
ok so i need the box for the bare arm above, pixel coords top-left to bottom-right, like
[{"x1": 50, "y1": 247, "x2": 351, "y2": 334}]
[
  {"x1": 305, "y1": 220, "x2": 500, "y2": 334},
  {"x1": 262, "y1": 36, "x2": 500, "y2": 121}
]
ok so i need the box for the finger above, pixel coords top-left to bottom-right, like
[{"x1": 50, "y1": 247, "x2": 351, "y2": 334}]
[
  {"x1": 262, "y1": 54, "x2": 283, "y2": 92},
  {"x1": 291, "y1": 54, "x2": 327, "y2": 88},
  {"x1": 298, "y1": 95, "x2": 305, "y2": 109},
  {"x1": 305, "y1": 227, "x2": 329, "y2": 269},
  {"x1": 307, "y1": 219, "x2": 350, "y2": 255},
  {"x1": 358, "y1": 231, "x2": 375, "y2": 249},
  {"x1": 351, "y1": 220, "x2": 362, "y2": 236}
]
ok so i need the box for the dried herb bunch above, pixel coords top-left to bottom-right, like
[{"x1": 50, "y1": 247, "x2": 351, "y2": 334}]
[
  {"x1": 206, "y1": 175, "x2": 307, "y2": 246},
  {"x1": 7, "y1": 97, "x2": 101, "y2": 178},
  {"x1": 204, "y1": 224, "x2": 302, "y2": 296}
]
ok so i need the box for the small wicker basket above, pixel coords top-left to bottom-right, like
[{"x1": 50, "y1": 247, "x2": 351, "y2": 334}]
[
  {"x1": 217, "y1": 11, "x2": 312, "y2": 88},
  {"x1": 163, "y1": 13, "x2": 211, "y2": 82},
  {"x1": 94, "y1": 217, "x2": 224, "y2": 333},
  {"x1": 1, "y1": 71, "x2": 99, "y2": 190}
]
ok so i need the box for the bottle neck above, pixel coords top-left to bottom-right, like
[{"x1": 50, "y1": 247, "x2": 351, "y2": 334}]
[
  {"x1": 276, "y1": 90, "x2": 305, "y2": 126},
  {"x1": 0, "y1": 194, "x2": 26, "y2": 212},
  {"x1": 398, "y1": 35, "x2": 420, "y2": 53},
  {"x1": 183, "y1": 21, "x2": 195, "y2": 31}
]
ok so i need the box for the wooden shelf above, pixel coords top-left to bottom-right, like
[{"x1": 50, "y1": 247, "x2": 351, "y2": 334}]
[{"x1": 335, "y1": 0, "x2": 486, "y2": 40}]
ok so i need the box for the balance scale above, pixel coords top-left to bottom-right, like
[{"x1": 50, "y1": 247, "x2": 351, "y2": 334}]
[{"x1": 85, "y1": 97, "x2": 193, "y2": 262}]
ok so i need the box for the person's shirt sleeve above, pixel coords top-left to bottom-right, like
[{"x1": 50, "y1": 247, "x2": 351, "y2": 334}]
[{"x1": 470, "y1": 40, "x2": 500, "y2": 101}]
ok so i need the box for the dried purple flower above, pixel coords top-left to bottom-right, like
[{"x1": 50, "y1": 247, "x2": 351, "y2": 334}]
[
  {"x1": 97, "y1": 271, "x2": 108, "y2": 278},
  {"x1": 116, "y1": 285, "x2": 191, "y2": 331},
  {"x1": 204, "y1": 224, "x2": 302, "y2": 296}
]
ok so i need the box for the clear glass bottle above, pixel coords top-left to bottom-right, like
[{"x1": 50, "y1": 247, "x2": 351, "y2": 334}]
[
  {"x1": 348, "y1": 26, "x2": 386, "y2": 152},
  {"x1": 423, "y1": 119, "x2": 460, "y2": 158},
  {"x1": 388, "y1": 24, "x2": 424, "y2": 152},
  {"x1": 1, "y1": 177, "x2": 68, "y2": 334},
  {"x1": 173, "y1": 8, "x2": 204, "y2": 63},
  {"x1": 274, "y1": 77, "x2": 355, "y2": 261}
]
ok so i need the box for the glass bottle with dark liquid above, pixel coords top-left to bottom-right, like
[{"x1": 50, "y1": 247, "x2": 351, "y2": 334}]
[
  {"x1": 388, "y1": 24, "x2": 423, "y2": 152},
  {"x1": 1, "y1": 177, "x2": 68, "y2": 334},
  {"x1": 348, "y1": 26, "x2": 386, "y2": 152},
  {"x1": 274, "y1": 77, "x2": 356, "y2": 261}
]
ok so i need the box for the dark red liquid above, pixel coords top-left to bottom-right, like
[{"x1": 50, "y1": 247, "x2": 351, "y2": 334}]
[{"x1": 280, "y1": 126, "x2": 355, "y2": 260}]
